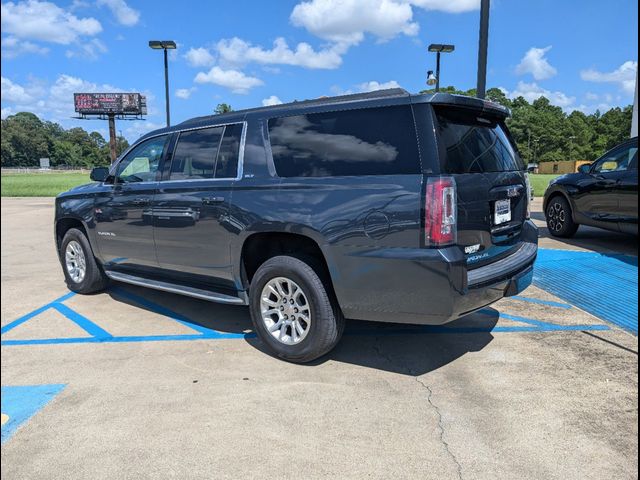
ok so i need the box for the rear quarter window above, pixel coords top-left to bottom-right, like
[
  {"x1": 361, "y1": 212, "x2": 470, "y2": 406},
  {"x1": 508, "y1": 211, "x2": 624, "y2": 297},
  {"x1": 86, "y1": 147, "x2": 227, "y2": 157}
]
[
  {"x1": 435, "y1": 107, "x2": 524, "y2": 174},
  {"x1": 268, "y1": 105, "x2": 420, "y2": 177}
]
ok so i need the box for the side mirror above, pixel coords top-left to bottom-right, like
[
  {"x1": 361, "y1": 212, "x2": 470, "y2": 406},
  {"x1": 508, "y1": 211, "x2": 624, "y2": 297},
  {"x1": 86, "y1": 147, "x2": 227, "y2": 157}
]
[
  {"x1": 577, "y1": 163, "x2": 592, "y2": 174},
  {"x1": 90, "y1": 167, "x2": 110, "y2": 182}
]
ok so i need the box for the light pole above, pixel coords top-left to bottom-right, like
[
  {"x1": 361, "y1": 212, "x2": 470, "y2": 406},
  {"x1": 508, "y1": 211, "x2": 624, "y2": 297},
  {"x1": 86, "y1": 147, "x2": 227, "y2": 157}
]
[
  {"x1": 476, "y1": 0, "x2": 490, "y2": 99},
  {"x1": 149, "y1": 40, "x2": 177, "y2": 127},
  {"x1": 427, "y1": 44, "x2": 455, "y2": 92}
]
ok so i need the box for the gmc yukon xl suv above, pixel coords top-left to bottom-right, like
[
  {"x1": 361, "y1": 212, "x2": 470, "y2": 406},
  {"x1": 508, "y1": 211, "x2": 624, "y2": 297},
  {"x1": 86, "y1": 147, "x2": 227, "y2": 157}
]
[{"x1": 55, "y1": 89, "x2": 538, "y2": 362}]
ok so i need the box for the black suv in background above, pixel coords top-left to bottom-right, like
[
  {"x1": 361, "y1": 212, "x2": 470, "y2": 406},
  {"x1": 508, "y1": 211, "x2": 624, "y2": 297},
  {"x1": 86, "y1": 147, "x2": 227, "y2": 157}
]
[
  {"x1": 55, "y1": 89, "x2": 538, "y2": 362},
  {"x1": 544, "y1": 137, "x2": 638, "y2": 237}
]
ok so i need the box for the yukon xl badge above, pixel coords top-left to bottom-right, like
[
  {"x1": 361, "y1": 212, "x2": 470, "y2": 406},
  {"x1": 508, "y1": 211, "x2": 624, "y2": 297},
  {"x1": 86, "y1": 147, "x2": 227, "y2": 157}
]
[{"x1": 507, "y1": 187, "x2": 520, "y2": 198}]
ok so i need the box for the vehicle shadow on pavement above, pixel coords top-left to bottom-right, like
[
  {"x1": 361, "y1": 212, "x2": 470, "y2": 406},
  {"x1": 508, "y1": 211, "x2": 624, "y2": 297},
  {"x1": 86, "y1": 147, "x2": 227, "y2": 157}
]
[
  {"x1": 107, "y1": 285, "x2": 497, "y2": 376},
  {"x1": 248, "y1": 311, "x2": 499, "y2": 376},
  {"x1": 106, "y1": 286, "x2": 255, "y2": 336}
]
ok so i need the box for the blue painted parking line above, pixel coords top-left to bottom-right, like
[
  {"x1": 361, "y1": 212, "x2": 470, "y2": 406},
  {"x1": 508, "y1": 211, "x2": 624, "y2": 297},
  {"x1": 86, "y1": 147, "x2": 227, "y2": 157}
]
[
  {"x1": 0, "y1": 291, "x2": 76, "y2": 335},
  {"x1": 1, "y1": 283, "x2": 611, "y2": 347},
  {"x1": 534, "y1": 249, "x2": 638, "y2": 335},
  {"x1": 1, "y1": 384, "x2": 66, "y2": 443},
  {"x1": 510, "y1": 296, "x2": 573, "y2": 309},
  {"x1": 51, "y1": 303, "x2": 113, "y2": 339}
]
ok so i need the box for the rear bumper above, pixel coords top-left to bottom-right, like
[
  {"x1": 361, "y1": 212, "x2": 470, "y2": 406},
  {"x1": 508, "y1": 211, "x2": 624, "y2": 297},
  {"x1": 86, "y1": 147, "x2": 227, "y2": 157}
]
[{"x1": 336, "y1": 220, "x2": 538, "y2": 325}]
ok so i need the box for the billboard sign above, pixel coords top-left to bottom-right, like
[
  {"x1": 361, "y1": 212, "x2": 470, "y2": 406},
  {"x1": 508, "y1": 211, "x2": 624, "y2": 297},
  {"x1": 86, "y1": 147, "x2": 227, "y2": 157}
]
[{"x1": 74, "y1": 93, "x2": 147, "y2": 115}]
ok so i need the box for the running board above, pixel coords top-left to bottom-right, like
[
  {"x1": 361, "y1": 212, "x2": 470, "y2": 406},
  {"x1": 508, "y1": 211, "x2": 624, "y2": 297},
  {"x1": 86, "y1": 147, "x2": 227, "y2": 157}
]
[{"x1": 105, "y1": 271, "x2": 248, "y2": 305}]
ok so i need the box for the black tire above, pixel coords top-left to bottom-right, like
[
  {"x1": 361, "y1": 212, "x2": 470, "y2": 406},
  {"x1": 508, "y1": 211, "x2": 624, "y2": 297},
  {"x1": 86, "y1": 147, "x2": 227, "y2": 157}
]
[
  {"x1": 249, "y1": 255, "x2": 345, "y2": 363},
  {"x1": 60, "y1": 228, "x2": 108, "y2": 294},
  {"x1": 546, "y1": 196, "x2": 579, "y2": 238}
]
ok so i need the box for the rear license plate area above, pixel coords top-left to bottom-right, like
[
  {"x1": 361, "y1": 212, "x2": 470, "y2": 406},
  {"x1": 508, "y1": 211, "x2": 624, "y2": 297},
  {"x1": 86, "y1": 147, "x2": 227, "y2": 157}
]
[{"x1": 494, "y1": 199, "x2": 511, "y2": 225}]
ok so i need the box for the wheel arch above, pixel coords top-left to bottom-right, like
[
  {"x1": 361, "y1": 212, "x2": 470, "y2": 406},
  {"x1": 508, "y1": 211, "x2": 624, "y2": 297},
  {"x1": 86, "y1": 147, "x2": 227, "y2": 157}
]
[{"x1": 238, "y1": 231, "x2": 337, "y2": 293}]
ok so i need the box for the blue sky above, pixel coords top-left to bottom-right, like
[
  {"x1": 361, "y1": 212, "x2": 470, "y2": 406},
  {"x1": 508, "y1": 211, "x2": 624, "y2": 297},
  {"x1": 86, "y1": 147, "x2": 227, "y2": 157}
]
[{"x1": 1, "y1": 0, "x2": 637, "y2": 142}]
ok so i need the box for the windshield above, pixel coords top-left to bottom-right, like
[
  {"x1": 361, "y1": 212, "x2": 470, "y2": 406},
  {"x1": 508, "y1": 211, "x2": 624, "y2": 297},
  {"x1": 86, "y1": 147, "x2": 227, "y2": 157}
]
[{"x1": 435, "y1": 107, "x2": 524, "y2": 174}]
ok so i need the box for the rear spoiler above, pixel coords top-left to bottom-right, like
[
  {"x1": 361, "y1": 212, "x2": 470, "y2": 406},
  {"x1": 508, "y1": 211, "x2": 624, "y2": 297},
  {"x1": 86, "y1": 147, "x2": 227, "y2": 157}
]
[{"x1": 416, "y1": 92, "x2": 511, "y2": 119}]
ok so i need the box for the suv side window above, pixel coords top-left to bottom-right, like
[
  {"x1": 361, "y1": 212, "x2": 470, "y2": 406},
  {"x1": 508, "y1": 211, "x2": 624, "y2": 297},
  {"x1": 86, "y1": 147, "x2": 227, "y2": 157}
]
[
  {"x1": 170, "y1": 127, "x2": 224, "y2": 180},
  {"x1": 215, "y1": 123, "x2": 243, "y2": 178},
  {"x1": 268, "y1": 106, "x2": 420, "y2": 177},
  {"x1": 116, "y1": 135, "x2": 168, "y2": 183},
  {"x1": 592, "y1": 144, "x2": 639, "y2": 173}
]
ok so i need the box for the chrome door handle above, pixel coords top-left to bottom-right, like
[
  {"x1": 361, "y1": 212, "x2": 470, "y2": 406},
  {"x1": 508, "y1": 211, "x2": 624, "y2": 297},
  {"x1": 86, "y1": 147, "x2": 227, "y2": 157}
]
[{"x1": 202, "y1": 196, "x2": 225, "y2": 205}]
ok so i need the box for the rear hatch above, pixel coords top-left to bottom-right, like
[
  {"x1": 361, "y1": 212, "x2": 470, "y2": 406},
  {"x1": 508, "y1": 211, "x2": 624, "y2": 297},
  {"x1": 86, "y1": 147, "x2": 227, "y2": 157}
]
[{"x1": 432, "y1": 105, "x2": 529, "y2": 269}]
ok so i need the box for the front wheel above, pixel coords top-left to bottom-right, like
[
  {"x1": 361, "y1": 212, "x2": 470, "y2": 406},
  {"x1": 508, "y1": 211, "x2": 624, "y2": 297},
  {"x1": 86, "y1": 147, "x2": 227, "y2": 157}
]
[
  {"x1": 60, "y1": 228, "x2": 108, "y2": 294},
  {"x1": 249, "y1": 256, "x2": 344, "y2": 363},
  {"x1": 546, "y1": 196, "x2": 579, "y2": 238}
]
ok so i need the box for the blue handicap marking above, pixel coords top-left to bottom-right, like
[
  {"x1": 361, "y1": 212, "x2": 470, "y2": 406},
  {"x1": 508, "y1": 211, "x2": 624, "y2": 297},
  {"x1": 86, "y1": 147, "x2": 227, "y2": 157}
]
[
  {"x1": 534, "y1": 249, "x2": 638, "y2": 335},
  {"x1": 1, "y1": 288, "x2": 248, "y2": 346},
  {"x1": 1, "y1": 283, "x2": 611, "y2": 347},
  {"x1": 1, "y1": 384, "x2": 66, "y2": 443}
]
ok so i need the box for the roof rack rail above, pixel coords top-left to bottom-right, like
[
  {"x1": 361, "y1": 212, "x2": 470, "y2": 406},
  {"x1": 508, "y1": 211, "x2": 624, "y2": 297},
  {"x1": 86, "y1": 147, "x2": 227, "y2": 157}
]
[{"x1": 178, "y1": 88, "x2": 410, "y2": 126}]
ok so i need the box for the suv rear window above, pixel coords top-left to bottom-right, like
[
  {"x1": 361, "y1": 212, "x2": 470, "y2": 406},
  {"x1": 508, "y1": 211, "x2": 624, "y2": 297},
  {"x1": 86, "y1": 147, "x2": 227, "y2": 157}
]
[
  {"x1": 268, "y1": 106, "x2": 420, "y2": 177},
  {"x1": 435, "y1": 107, "x2": 524, "y2": 174}
]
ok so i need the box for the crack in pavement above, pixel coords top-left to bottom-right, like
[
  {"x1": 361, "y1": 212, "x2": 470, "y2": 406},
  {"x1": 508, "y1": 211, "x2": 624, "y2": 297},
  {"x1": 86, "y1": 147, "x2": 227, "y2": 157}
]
[
  {"x1": 373, "y1": 336, "x2": 464, "y2": 480},
  {"x1": 415, "y1": 376, "x2": 464, "y2": 480}
]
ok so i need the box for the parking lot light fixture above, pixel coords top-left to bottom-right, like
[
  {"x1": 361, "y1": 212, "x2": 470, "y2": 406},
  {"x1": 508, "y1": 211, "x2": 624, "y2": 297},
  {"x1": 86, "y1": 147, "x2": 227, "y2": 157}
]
[
  {"x1": 427, "y1": 43, "x2": 455, "y2": 92},
  {"x1": 148, "y1": 40, "x2": 177, "y2": 126}
]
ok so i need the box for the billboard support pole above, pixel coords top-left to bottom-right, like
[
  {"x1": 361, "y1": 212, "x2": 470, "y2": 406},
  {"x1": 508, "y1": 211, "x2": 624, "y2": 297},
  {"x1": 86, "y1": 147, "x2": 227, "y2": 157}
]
[{"x1": 108, "y1": 113, "x2": 117, "y2": 164}]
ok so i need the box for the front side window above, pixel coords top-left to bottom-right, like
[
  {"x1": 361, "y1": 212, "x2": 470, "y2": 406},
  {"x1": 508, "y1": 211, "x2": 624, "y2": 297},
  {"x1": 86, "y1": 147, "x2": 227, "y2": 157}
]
[
  {"x1": 170, "y1": 127, "x2": 224, "y2": 180},
  {"x1": 116, "y1": 135, "x2": 168, "y2": 183},
  {"x1": 592, "y1": 144, "x2": 639, "y2": 173},
  {"x1": 268, "y1": 106, "x2": 420, "y2": 177}
]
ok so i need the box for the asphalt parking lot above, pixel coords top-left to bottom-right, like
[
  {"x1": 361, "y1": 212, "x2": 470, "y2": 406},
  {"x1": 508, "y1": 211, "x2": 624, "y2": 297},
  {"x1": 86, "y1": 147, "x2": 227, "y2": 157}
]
[{"x1": 1, "y1": 197, "x2": 638, "y2": 480}]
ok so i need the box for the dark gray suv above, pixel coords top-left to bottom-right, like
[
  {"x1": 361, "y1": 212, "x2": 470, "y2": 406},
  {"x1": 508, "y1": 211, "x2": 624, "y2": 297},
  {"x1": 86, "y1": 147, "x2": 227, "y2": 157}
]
[{"x1": 55, "y1": 89, "x2": 538, "y2": 362}]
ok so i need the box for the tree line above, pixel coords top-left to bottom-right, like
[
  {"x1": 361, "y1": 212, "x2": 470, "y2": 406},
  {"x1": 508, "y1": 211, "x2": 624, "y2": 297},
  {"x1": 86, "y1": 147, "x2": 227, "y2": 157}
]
[
  {"x1": 421, "y1": 86, "x2": 634, "y2": 164},
  {"x1": 1, "y1": 90, "x2": 634, "y2": 167},
  {"x1": 1, "y1": 112, "x2": 129, "y2": 168}
]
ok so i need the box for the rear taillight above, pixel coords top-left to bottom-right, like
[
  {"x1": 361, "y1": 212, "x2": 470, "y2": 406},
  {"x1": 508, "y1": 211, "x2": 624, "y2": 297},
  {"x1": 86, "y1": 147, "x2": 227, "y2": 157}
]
[
  {"x1": 425, "y1": 176, "x2": 457, "y2": 247},
  {"x1": 524, "y1": 172, "x2": 532, "y2": 219}
]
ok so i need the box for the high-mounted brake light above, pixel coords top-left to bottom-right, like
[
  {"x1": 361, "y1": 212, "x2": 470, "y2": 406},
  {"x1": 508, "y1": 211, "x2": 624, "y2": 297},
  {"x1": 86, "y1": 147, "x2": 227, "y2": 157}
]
[{"x1": 425, "y1": 176, "x2": 457, "y2": 247}]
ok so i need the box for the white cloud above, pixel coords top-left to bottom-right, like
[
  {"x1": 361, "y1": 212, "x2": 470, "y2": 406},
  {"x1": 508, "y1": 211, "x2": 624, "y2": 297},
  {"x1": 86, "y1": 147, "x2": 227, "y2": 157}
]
[
  {"x1": 65, "y1": 38, "x2": 108, "y2": 60},
  {"x1": 97, "y1": 0, "x2": 140, "y2": 26},
  {"x1": 1, "y1": 106, "x2": 16, "y2": 119},
  {"x1": 357, "y1": 80, "x2": 401, "y2": 92},
  {"x1": 217, "y1": 37, "x2": 345, "y2": 69},
  {"x1": 409, "y1": 0, "x2": 480, "y2": 13},
  {"x1": 262, "y1": 95, "x2": 283, "y2": 106},
  {"x1": 184, "y1": 47, "x2": 216, "y2": 67},
  {"x1": 0, "y1": 0, "x2": 102, "y2": 44},
  {"x1": 515, "y1": 46, "x2": 557, "y2": 80},
  {"x1": 506, "y1": 81, "x2": 575, "y2": 110},
  {"x1": 1, "y1": 35, "x2": 49, "y2": 58},
  {"x1": 125, "y1": 121, "x2": 166, "y2": 140},
  {"x1": 175, "y1": 87, "x2": 196, "y2": 99},
  {"x1": 290, "y1": 0, "x2": 418, "y2": 46},
  {"x1": 580, "y1": 61, "x2": 638, "y2": 95},
  {"x1": 1, "y1": 76, "x2": 36, "y2": 103},
  {"x1": 194, "y1": 67, "x2": 264, "y2": 94},
  {"x1": 584, "y1": 92, "x2": 599, "y2": 101}
]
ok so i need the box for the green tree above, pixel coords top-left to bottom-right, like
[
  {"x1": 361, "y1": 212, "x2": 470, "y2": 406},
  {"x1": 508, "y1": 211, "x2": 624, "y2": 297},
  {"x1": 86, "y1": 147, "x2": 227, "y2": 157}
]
[{"x1": 214, "y1": 103, "x2": 233, "y2": 114}]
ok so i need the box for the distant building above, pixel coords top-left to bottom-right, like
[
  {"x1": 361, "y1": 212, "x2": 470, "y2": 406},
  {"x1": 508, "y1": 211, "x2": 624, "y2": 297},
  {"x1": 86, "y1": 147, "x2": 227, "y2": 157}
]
[{"x1": 538, "y1": 160, "x2": 592, "y2": 175}]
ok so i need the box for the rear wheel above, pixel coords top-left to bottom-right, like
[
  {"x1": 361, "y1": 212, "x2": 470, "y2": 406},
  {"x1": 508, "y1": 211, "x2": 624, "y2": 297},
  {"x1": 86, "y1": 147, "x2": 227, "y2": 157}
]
[
  {"x1": 546, "y1": 196, "x2": 579, "y2": 238},
  {"x1": 249, "y1": 255, "x2": 344, "y2": 363},
  {"x1": 60, "y1": 228, "x2": 108, "y2": 293}
]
